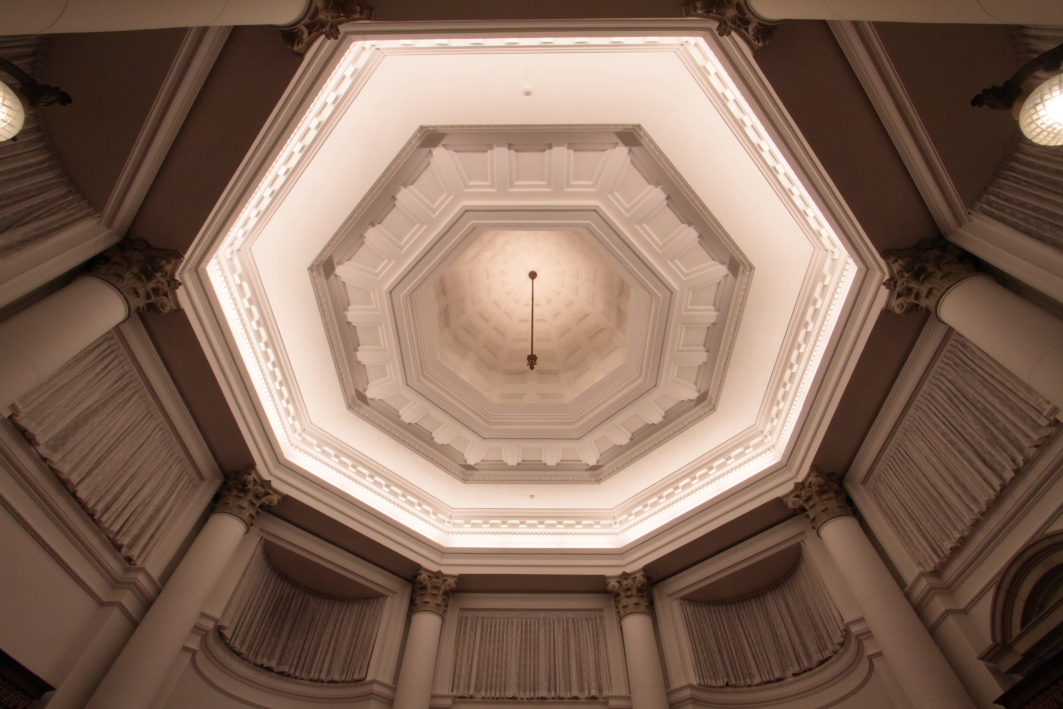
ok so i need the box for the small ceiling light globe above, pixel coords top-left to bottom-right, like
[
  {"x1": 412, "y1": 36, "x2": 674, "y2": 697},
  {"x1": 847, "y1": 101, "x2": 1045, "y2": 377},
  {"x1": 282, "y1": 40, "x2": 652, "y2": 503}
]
[
  {"x1": 0, "y1": 79, "x2": 26, "y2": 142},
  {"x1": 1019, "y1": 73, "x2": 1063, "y2": 146}
]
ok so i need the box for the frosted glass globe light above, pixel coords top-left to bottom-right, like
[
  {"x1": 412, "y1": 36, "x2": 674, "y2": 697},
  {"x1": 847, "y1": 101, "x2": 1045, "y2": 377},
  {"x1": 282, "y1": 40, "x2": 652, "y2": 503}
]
[
  {"x1": 1019, "y1": 73, "x2": 1063, "y2": 146},
  {"x1": 0, "y1": 79, "x2": 25, "y2": 142}
]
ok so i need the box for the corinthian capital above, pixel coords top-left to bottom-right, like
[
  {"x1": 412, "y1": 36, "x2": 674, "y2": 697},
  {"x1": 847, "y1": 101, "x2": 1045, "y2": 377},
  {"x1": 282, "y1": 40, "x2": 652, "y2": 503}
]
[
  {"x1": 784, "y1": 466, "x2": 853, "y2": 531},
  {"x1": 279, "y1": 0, "x2": 374, "y2": 54},
  {"x1": 212, "y1": 465, "x2": 284, "y2": 529},
  {"x1": 881, "y1": 238, "x2": 979, "y2": 315},
  {"x1": 682, "y1": 0, "x2": 781, "y2": 50},
  {"x1": 87, "y1": 239, "x2": 183, "y2": 316},
  {"x1": 411, "y1": 569, "x2": 458, "y2": 616},
  {"x1": 606, "y1": 570, "x2": 653, "y2": 619}
]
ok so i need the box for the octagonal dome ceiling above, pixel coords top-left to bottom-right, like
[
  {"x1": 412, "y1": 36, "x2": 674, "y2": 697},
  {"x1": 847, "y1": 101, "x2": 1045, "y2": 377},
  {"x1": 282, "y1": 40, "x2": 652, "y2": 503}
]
[
  {"x1": 315, "y1": 127, "x2": 747, "y2": 473},
  {"x1": 181, "y1": 23, "x2": 887, "y2": 567}
]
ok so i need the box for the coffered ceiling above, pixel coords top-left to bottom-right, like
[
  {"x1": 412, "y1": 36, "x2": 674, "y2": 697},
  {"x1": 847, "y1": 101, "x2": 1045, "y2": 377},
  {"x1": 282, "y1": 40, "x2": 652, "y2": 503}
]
[{"x1": 180, "y1": 21, "x2": 886, "y2": 570}]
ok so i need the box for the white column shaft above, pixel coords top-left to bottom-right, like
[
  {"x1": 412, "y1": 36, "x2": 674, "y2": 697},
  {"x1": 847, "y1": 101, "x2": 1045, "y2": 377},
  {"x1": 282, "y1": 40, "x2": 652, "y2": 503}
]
[
  {"x1": 393, "y1": 610, "x2": 444, "y2": 709},
  {"x1": 819, "y1": 516, "x2": 974, "y2": 709},
  {"x1": 938, "y1": 275, "x2": 1063, "y2": 411},
  {"x1": 85, "y1": 513, "x2": 247, "y2": 709},
  {"x1": 749, "y1": 0, "x2": 1063, "y2": 24},
  {"x1": 1, "y1": 0, "x2": 306, "y2": 35},
  {"x1": 619, "y1": 613, "x2": 669, "y2": 709},
  {"x1": 0, "y1": 277, "x2": 128, "y2": 411}
]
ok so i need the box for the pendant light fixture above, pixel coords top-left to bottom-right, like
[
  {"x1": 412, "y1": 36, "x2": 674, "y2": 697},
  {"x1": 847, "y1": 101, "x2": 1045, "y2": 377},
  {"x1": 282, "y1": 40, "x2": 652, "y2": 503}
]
[
  {"x1": 527, "y1": 271, "x2": 537, "y2": 371},
  {"x1": 0, "y1": 56, "x2": 72, "y2": 143},
  {"x1": 972, "y1": 40, "x2": 1063, "y2": 147}
]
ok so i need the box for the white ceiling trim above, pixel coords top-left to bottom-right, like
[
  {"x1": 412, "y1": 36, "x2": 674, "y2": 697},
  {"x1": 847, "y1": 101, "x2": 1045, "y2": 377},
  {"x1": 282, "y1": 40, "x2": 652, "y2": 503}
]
[{"x1": 180, "y1": 23, "x2": 883, "y2": 556}]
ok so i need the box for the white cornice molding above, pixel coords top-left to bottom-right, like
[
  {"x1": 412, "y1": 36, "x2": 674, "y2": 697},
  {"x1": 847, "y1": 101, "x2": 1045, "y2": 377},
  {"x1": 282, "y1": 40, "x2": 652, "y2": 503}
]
[
  {"x1": 948, "y1": 213, "x2": 1063, "y2": 304},
  {"x1": 828, "y1": 20, "x2": 968, "y2": 236},
  {"x1": 0, "y1": 218, "x2": 120, "y2": 309},
  {"x1": 101, "y1": 26, "x2": 231, "y2": 235}
]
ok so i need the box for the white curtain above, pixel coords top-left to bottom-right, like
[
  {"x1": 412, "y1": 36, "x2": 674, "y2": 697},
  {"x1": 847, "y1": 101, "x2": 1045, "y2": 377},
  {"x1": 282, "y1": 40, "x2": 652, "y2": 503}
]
[
  {"x1": 221, "y1": 545, "x2": 384, "y2": 683},
  {"x1": 12, "y1": 333, "x2": 199, "y2": 564},
  {"x1": 451, "y1": 611, "x2": 612, "y2": 699},
  {"x1": 679, "y1": 554, "x2": 845, "y2": 688},
  {"x1": 0, "y1": 37, "x2": 97, "y2": 257},
  {"x1": 866, "y1": 333, "x2": 1056, "y2": 571}
]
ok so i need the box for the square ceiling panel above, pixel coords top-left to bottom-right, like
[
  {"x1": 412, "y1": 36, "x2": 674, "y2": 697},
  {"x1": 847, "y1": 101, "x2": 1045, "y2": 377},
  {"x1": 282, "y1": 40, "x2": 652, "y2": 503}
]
[{"x1": 180, "y1": 22, "x2": 886, "y2": 571}]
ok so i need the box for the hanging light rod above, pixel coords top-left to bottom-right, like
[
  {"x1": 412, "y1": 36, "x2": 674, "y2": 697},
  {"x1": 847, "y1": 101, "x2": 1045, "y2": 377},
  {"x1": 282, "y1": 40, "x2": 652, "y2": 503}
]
[
  {"x1": 0, "y1": 56, "x2": 72, "y2": 143},
  {"x1": 972, "y1": 40, "x2": 1063, "y2": 147},
  {"x1": 527, "y1": 271, "x2": 537, "y2": 371}
]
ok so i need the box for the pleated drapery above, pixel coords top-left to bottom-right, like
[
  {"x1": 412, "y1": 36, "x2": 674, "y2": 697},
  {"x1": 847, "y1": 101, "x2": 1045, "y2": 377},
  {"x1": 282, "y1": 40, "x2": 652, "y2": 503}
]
[
  {"x1": 679, "y1": 555, "x2": 845, "y2": 688},
  {"x1": 221, "y1": 545, "x2": 385, "y2": 683},
  {"x1": 0, "y1": 37, "x2": 97, "y2": 257},
  {"x1": 451, "y1": 611, "x2": 612, "y2": 699},
  {"x1": 865, "y1": 333, "x2": 1056, "y2": 571},
  {"x1": 12, "y1": 333, "x2": 200, "y2": 564}
]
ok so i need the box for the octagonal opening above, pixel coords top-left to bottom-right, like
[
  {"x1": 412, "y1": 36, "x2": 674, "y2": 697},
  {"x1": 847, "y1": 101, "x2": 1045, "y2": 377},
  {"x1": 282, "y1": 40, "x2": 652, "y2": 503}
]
[{"x1": 434, "y1": 228, "x2": 631, "y2": 405}]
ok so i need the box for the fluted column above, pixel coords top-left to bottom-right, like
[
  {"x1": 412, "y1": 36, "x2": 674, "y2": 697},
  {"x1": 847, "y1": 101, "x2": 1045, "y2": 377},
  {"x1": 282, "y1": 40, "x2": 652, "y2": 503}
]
[
  {"x1": 0, "y1": 239, "x2": 181, "y2": 411},
  {"x1": 883, "y1": 238, "x2": 1063, "y2": 410},
  {"x1": 785, "y1": 467, "x2": 975, "y2": 709},
  {"x1": 1, "y1": 0, "x2": 373, "y2": 54},
  {"x1": 607, "y1": 571, "x2": 669, "y2": 709},
  {"x1": 393, "y1": 569, "x2": 457, "y2": 709},
  {"x1": 85, "y1": 466, "x2": 282, "y2": 709}
]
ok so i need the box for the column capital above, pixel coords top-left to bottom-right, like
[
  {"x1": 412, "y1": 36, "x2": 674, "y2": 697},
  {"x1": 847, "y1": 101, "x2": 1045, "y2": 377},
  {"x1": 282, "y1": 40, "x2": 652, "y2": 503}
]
[
  {"x1": 682, "y1": 0, "x2": 781, "y2": 50},
  {"x1": 784, "y1": 466, "x2": 854, "y2": 531},
  {"x1": 86, "y1": 239, "x2": 183, "y2": 316},
  {"x1": 881, "y1": 238, "x2": 980, "y2": 315},
  {"x1": 279, "y1": 0, "x2": 374, "y2": 54},
  {"x1": 212, "y1": 465, "x2": 283, "y2": 530},
  {"x1": 411, "y1": 568, "x2": 457, "y2": 616},
  {"x1": 607, "y1": 570, "x2": 653, "y2": 619}
]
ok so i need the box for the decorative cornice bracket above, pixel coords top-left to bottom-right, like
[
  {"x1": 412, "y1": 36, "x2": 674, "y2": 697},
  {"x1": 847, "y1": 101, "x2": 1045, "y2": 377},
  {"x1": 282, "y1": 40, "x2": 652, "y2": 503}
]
[
  {"x1": 607, "y1": 570, "x2": 653, "y2": 618},
  {"x1": 212, "y1": 465, "x2": 284, "y2": 530},
  {"x1": 682, "y1": 0, "x2": 781, "y2": 50},
  {"x1": 278, "y1": 0, "x2": 374, "y2": 55},
  {"x1": 87, "y1": 238, "x2": 183, "y2": 316},
  {"x1": 784, "y1": 466, "x2": 854, "y2": 532},
  {"x1": 411, "y1": 568, "x2": 458, "y2": 616},
  {"x1": 881, "y1": 238, "x2": 980, "y2": 315}
]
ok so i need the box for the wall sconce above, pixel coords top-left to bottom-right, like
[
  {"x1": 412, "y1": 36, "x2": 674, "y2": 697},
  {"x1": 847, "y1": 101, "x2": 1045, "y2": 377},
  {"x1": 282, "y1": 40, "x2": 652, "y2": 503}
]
[
  {"x1": 972, "y1": 41, "x2": 1063, "y2": 146},
  {"x1": 0, "y1": 56, "x2": 72, "y2": 142}
]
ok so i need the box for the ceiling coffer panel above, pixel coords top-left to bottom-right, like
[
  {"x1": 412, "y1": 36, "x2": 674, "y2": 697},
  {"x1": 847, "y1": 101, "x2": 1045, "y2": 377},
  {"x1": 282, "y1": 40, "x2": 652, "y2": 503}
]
[{"x1": 314, "y1": 128, "x2": 750, "y2": 474}]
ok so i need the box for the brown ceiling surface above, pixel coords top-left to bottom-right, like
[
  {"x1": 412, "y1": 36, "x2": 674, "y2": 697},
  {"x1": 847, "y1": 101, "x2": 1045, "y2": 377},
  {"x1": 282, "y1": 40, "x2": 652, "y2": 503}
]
[{"x1": 32, "y1": 10, "x2": 1022, "y2": 590}]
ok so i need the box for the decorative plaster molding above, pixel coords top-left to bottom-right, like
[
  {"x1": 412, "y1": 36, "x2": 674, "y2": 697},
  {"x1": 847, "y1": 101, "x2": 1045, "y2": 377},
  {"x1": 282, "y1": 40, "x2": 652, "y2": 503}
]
[
  {"x1": 0, "y1": 218, "x2": 119, "y2": 310},
  {"x1": 317, "y1": 129, "x2": 744, "y2": 470},
  {"x1": 87, "y1": 238, "x2": 183, "y2": 316},
  {"x1": 607, "y1": 570, "x2": 653, "y2": 618},
  {"x1": 881, "y1": 237, "x2": 979, "y2": 315},
  {"x1": 279, "y1": 0, "x2": 374, "y2": 54},
  {"x1": 213, "y1": 466, "x2": 284, "y2": 529},
  {"x1": 828, "y1": 21, "x2": 968, "y2": 236},
  {"x1": 178, "y1": 22, "x2": 885, "y2": 556},
  {"x1": 682, "y1": 0, "x2": 780, "y2": 50},
  {"x1": 411, "y1": 569, "x2": 458, "y2": 616},
  {"x1": 784, "y1": 467, "x2": 853, "y2": 532},
  {"x1": 101, "y1": 26, "x2": 231, "y2": 236}
]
